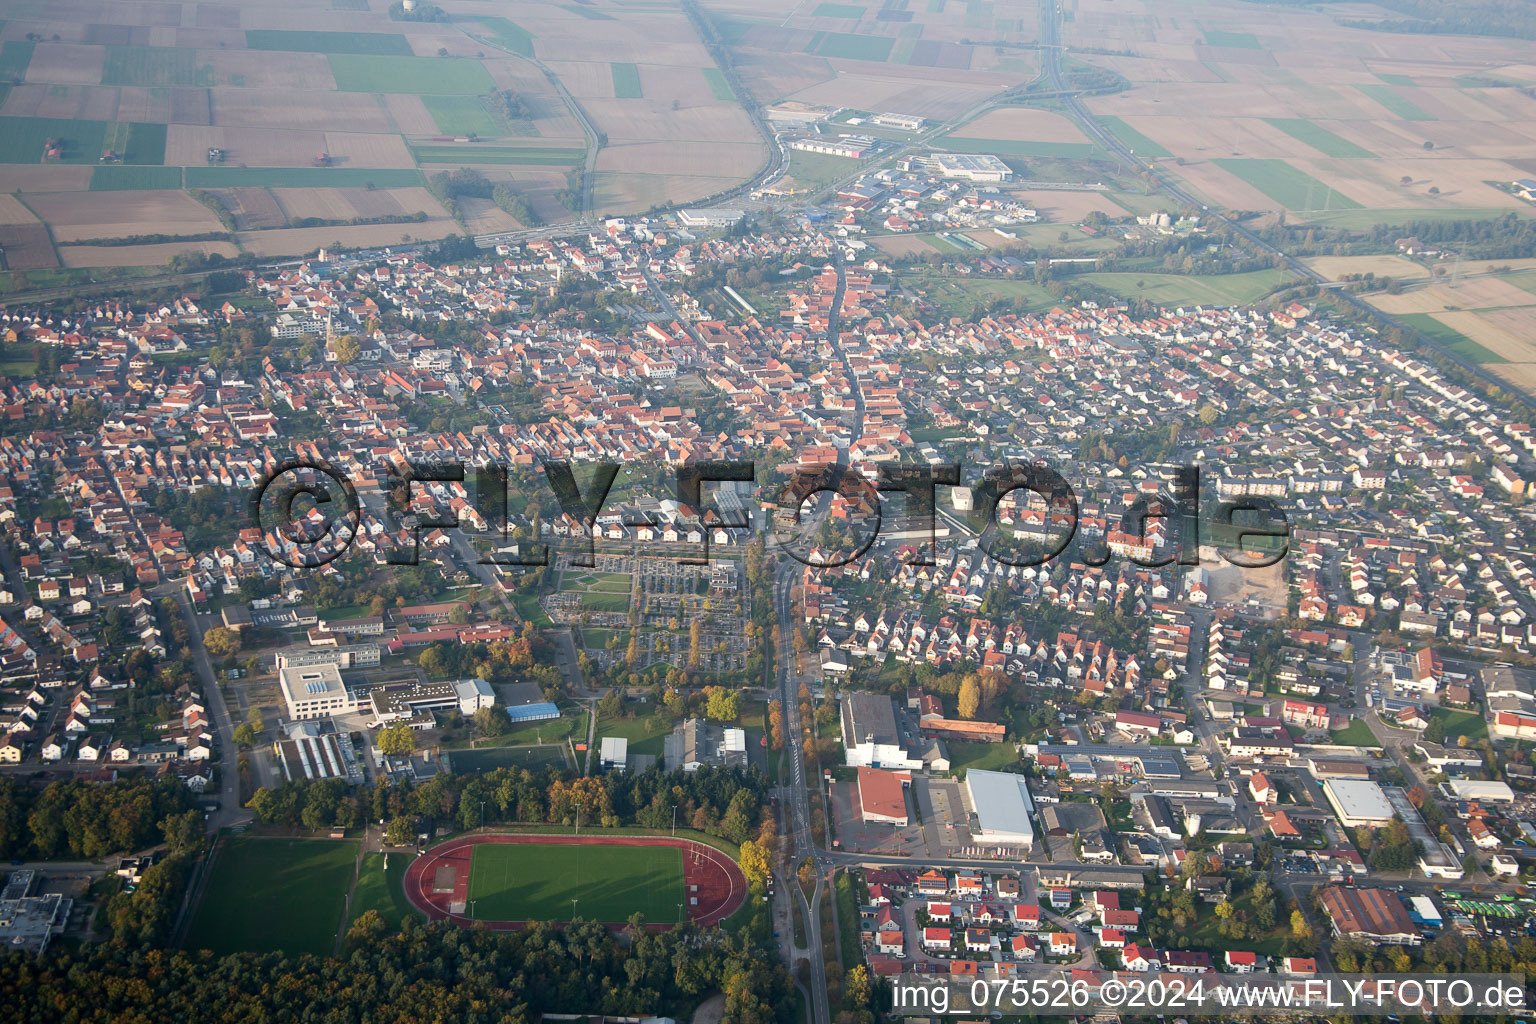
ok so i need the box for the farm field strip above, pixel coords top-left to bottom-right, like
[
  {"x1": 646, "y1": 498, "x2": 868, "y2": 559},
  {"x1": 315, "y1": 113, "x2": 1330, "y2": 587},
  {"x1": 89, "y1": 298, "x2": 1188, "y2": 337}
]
[
  {"x1": 1262, "y1": 118, "x2": 1374, "y2": 158},
  {"x1": 1212, "y1": 158, "x2": 1362, "y2": 210}
]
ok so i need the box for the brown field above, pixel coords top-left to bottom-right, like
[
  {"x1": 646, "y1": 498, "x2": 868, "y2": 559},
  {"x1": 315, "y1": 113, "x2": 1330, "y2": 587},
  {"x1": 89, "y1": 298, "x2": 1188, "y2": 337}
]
[
  {"x1": 960, "y1": 108, "x2": 1094, "y2": 145},
  {"x1": 0, "y1": 166, "x2": 95, "y2": 192},
  {"x1": 0, "y1": 196, "x2": 40, "y2": 225},
  {"x1": 235, "y1": 220, "x2": 458, "y2": 257},
  {"x1": 205, "y1": 48, "x2": 336, "y2": 91},
  {"x1": 58, "y1": 239, "x2": 240, "y2": 268},
  {"x1": 581, "y1": 98, "x2": 758, "y2": 145},
  {"x1": 27, "y1": 191, "x2": 226, "y2": 243},
  {"x1": 733, "y1": 52, "x2": 836, "y2": 106},
  {"x1": 0, "y1": 224, "x2": 60, "y2": 270},
  {"x1": 1490, "y1": 363, "x2": 1536, "y2": 393},
  {"x1": 871, "y1": 234, "x2": 942, "y2": 257},
  {"x1": 1017, "y1": 189, "x2": 1140, "y2": 222},
  {"x1": 458, "y1": 196, "x2": 524, "y2": 235},
  {"x1": 594, "y1": 140, "x2": 764, "y2": 178},
  {"x1": 211, "y1": 90, "x2": 394, "y2": 133},
  {"x1": 383, "y1": 94, "x2": 438, "y2": 135},
  {"x1": 173, "y1": 28, "x2": 247, "y2": 50},
  {"x1": 25, "y1": 43, "x2": 108, "y2": 86},
  {"x1": 1434, "y1": 309, "x2": 1536, "y2": 364},
  {"x1": 543, "y1": 61, "x2": 623, "y2": 100},
  {"x1": 591, "y1": 171, "x2": 743, "y2": 217},
  {"x1": 1304, "y1": 254, "x2": 1427, "y2": 280},
  {"x1": 270, "y1": 185, "x2": 446, "y2": 222},
  {"x1": 1, "y1": 84, "x2": 121, "y2": 121},
  {"x1": 215, "y1": 188, "x2": 287, "y2": 230},
  {"x1": 787, "y1": 70, "x2": 1004, "y2": 120}
]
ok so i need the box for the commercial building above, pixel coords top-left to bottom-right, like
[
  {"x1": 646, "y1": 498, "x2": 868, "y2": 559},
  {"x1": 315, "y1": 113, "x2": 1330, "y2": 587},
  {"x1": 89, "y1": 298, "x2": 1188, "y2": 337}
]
[
  {"x1": 1320, "y1": 887, "x2": 1421, "y2": 945},
  {"x1": 929, "y1": 153, "x2": 1012, "y2": 183},
  {"x1": 789, "y1": 135, "x2": 878, "y2": 159},
  {"x1": 1321, "y1": 777, "x2": 1394, "y2": 827},
  {"x1": 370, "y1": 678, "x2": 497, "y2": 726},
  {"x1": 963, "y1": 768, "x2": 1036, "y2": 849},
  {"x1": 600, "y1": 736, "x2": 628, "y2": 772},
  {"x1": 278, "y1": 664, "x2": 361, "y2": 721},
  {"x1": 677, "y1": 208, "x2": 745, "y2": 229},
  {"x1": 0, "y1": 871, "x2": 71, "y2": 955},
  {"x1": 273, "y1": 720, "x2": 361, "y2": 784},
  {"x1": 664, "y1": 719, "x2": 747, "y2": 772},
  {"x1": 841, "y1": 692, "x2": 924, "y2": 769},
  {"x1": 275, "y1": 644, "x2": 381, "y2": 671},
  {"x1": 1442, "y1": 778, "x2": 1515, "y2": 802},
  {"x1": 857, "y1": 767, "x2": 911, "y2": 825}
]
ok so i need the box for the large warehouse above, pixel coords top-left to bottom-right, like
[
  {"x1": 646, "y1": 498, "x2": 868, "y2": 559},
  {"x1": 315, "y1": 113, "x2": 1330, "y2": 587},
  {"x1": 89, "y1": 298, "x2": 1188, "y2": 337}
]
[
  {"x1": 963, "y1": 769, "x2": 1037, "y2": 849},
  {"x1": 857, "y1": 767, "x2": 911, "y2": 825},
  {"x1": 1321, "y1": 778, "x2": 1394, "y2": 827}
]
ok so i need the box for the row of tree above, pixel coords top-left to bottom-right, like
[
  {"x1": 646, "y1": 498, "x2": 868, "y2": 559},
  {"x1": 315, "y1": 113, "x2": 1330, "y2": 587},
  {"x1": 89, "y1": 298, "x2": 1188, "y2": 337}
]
[{"x1": 0, "y1": 775, "x2": 200, "y2": 860}]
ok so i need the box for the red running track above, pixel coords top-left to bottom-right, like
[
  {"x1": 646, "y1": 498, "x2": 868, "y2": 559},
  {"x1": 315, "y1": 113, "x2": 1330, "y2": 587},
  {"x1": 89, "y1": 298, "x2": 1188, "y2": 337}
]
[{"x1": 402, "y1": 832, "x2": 748, "y2": 930}]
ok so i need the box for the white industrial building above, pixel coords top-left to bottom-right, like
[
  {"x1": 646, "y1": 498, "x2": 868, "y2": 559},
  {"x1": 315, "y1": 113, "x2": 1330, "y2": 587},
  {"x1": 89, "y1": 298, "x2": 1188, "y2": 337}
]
[
  {"x1": 840, "y1": 691, "x2": 924, "y2": 769},
  {"x1": 1442, "y1": 778, "x2": 1516, "y2": 803},
  {"x1": 963, "y1": 768, "x2": 1037, "y2": 849},
  {"x1": 929, "y1": 153, "x2": 1012, "y2": 183},
  {"x1": 1321, "y1": 778, "x2": 1394, "y2": 827},
  {"x1": 278, "y1": 664, "x2": 361, "y2": 721},
  {"x1": 600, "y1": 736, "x2": 629, "y2": 772}
]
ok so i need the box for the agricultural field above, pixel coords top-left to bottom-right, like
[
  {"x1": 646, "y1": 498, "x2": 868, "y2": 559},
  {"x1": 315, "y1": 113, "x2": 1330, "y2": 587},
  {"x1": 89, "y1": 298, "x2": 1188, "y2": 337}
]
[
  {"x1": 1212, "y1": 159, "x2": 1362, "y2": 211},
  {"x1": 0, "y1": 0, "x2": 765, "y2": 267},
  {"x1": 184, "y1": 837, "x2": 359, "y2": 956}
]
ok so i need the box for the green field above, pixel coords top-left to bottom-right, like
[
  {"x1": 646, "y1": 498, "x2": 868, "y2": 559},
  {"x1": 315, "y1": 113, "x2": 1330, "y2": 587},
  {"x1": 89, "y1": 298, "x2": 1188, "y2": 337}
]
[
  {"x1": 942, "y1": 136, "x2": 1099, "y2": 158},
  {"x1": 466, "y1": 841, "x2": 685, "y2": 923},
  {"x1": 90, "y1": 165, "x2": 182, "y2": 190},
  {"x1": 185, "y1": 837, "x2": 358, "y2": 956},
  {"x1": 245, "y1": 30, "x2": 414, "y2": 55},
  {"x1": 1097, "y1": 115, "x2": 1172, "y2": 158},
  {"x1": 447, "y1": 744, "x2": 569, "y2": 772},
  {"x1": 0, "y1": 116, "x2": 109, "y2": 165},
  {"x1": 1396, "y1": 312, "x2": 1507, "y2": 363},
  {"x1": 900, "y1": 271, "x2": 1059, "y2": 316},
  {"x1": 580, "y1": 591, "x2": 631, "y2": 612},
  {"x1": 347, "y1": 852, "x2": 419, "y2": 931},
  {"x1": 328, "y1": 54, "x2": 496, "y2": 95},
  {"x1": 785, "y1": 148, "x2": 861, "y2": 190},
  {"x1": 1263, "y1": 118, "x2": 1374, "y2": 158},
  {"x1": 1203, "y1": 30, "x2": 1261, "y2": 49},
  {"x1": 1429, "y1": 707, "x2": 1489, "y2": 744},
  {"x1": 814, "y1": 3, "x2": 867, "y2": 15},
  {"x1": 422, "y1": 95, "x2": 503, "y2": 137},
  {"x1": 1082, "y1": 269, "x2": 1297, "y2": 307},
  {"x1": 611, "y1": 62, "x2": 643, "y2": 99},
  {"x1": 473, "y1": 17, "x2": 536, "y2": 58},
  {"x1": 184, "y1": 166, "x2": 426, "y2": 188},
  {"x1": 950, "y1": 741, "x2": 1020, "y2": 776},
  {"x1": 102, "y1": 46, "x2": 214, "y2": 87},
  {"x1": 702, "y1": 67, "x2": 736, "y2": 102},
  {"x1": 1329, "y1": 719, "x2": 1381, "y2": 748},
  {"x1": 1376, "y1": 73, "x2": 1416, "y2": 86},
  {"x1": 0, "y1": 40, "x2": 34, "y2": 81},
  {"x1": 812, "y1": 32, "x2": 894, "y2": 61},
  {"x1": 1358, "y1": 83, "x2": 1435, "y2": 121},
  {"x1": 410, "y1": 144, "x2": 584, "y2": 165},
  {"x1": 1212, "y1": 158, "x2": 1362, "y2": 210}
]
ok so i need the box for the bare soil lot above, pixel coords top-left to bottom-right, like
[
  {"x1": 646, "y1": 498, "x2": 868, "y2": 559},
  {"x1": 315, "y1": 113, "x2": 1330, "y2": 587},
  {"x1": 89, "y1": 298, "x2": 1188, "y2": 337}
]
[
  {"x1": 27, "y1": 190, "x2": 226, "y2": 242},
  {"x1": 0, "y1": 224, "x2": 60, "y2": 270},
  {"x1": 59, "y1": 239, "x2": 238, "y2": 267}
]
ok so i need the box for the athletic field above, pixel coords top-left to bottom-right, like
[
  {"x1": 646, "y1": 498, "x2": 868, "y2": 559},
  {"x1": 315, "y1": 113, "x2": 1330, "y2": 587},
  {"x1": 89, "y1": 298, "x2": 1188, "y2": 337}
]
[
  {"x1": 465, "y1": 840, "x2": 685, "y2": 923},
  {"x1": 184, "y1": 837, "x2": 358, "y2": 955}
]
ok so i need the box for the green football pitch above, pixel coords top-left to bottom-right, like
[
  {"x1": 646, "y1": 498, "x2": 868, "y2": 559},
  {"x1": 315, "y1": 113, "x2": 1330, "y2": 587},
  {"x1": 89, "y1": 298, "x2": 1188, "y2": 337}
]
[{"x1": 465, "y1": 842, "x2": 685, "y2": 923}]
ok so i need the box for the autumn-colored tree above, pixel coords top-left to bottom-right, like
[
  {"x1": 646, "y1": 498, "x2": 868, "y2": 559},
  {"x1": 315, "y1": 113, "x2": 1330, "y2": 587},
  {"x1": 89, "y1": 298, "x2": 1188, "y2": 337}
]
[
  {"x1": 768, "y1": 700, "x2": 785, "y2": 750},
  {"x1": 202, "y1": 626, "x2": 240, "y2": 659},
  {"x1": 957, "y1": 676, "x2": 980, "y2": 720},
  {"x1": 705, "y1": 687, "x2": 741, "y2": 723},
  {"x1": 740, "y1": 838, "x2": 771, "y2": 886},
  {"x1": 377, "y1": 723, "x2": 414, "y2": 756}
]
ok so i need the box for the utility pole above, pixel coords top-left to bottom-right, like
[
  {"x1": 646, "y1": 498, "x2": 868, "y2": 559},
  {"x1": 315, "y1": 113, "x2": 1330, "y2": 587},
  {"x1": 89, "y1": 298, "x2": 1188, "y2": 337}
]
[{"x1": 672, "y1": 803, "x2": 679, "y2": 836}]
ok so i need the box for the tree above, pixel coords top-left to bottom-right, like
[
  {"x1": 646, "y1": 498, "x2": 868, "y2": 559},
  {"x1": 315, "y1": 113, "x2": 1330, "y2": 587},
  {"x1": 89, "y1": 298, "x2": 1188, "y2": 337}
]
[
  {"x1": 383, "y1": 816, "x2": 415, "y2": 846},
  {"x1": 1428, "y1": 185, "x2": 1440, "y2": 196},
  {"x1": 233, "y1": 723, "x2": 257, "y2": 747},
  {"x1": 1422, "y1": 717, "x2": 1445, "y2": 743},
  {"x1": 1291, "y1": 908, "x2": 1313, "y2": 940},
  {"x1": 706, "y1": 687, "x2": 741, "y2": 723},
  {"x1": 472, "y1": 705, "x2": 511, "y2": 738},
  {"x1": 1198, "y1": 404, "x2": 1219, "y2": 425},
  {"x1": 377, "y1": 723, "x2": 415, "y2": 756},
  {"x1": 740, "y1": 838, "x2": 771, "y2": 886},
  {"x1": 245, "y1": 706, "x2": 263, "y2": 731},
  {"x1": 957, "y1": 676, "x2": 980, "y2": 720},
  {"x1": 202, "y1": 626, "x2": 240, "y2": 658},
  {"x1": 345, "y1": 908, "x2": 387, "y2": 950},
  {"x1": 329, "y1": 334, "x2": 362, "y2": 364}
]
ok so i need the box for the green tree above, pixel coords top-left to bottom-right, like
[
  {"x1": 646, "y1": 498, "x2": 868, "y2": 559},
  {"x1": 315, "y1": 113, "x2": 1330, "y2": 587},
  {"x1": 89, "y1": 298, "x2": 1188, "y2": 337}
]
[
  {"x1": 706, "y1": 687, "x2": 741, "y2": 723},
  {"x1": 383, "y1": 816, "x2": 415, "y2": 846},
  {"x1": 202, "y1": 626, "x2": 241, "y2": 658},
  {"x1": 377, "y1": 723, "x2": 415, "y2": 756},
  {"x1": 232, "y1": 723, "x2": 257, "y2": 747},
  {"x1": 329, "y1": 334, "x2": 362, "y2": 364}
]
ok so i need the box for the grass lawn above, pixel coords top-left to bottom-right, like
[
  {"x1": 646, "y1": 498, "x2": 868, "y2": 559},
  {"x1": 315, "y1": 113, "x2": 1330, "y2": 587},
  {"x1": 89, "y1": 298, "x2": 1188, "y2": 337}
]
[
  {"x1": 941, "y1": 136, "x2": 1099, "y2": 159},
  {"x1": 812, "y1": 32, "x2": 894, "y2": 61},
  {"x1": 611, "y1": 62, "x2": 643, "y2": 99},
  {"x1": 422, "y1": 95, "x2": 503, "y2": 137},
  {"x1": 447, "y1": 744, "x2": 569, "y2": 772},
  {"x1": 1262, "y1": 118, "x2": 1374, "y2": 158},
  {"x1": 1097, "y1": 115, "x2": 1171, "y2": 158},
  {"x1": 1358, "y1": 83, "x2": 1435, "y2": 121},
  {"x1": 503, "y1": 707, "x2": 584, "y2": 746},
  {"x1": 185, "y1": 837, "x2": 358, "y2": 956},
  {"x1": 580, "y1": 591, "x2": 631, "y2": 612},
  {"x1": 184, "y1": 166, "x2": 425, "y2": 188},
  {"x1": 1185, "y1": 897, "x2": 1289, "y2": 956},
  {"x1": 0, "y1": 116, "x2": 109, "y2": 165},
  {"x1": 328, "y1": 54, "x2": 496, "y2": 95},
  {"x1": 467, "y1": 841, "x2": 684, "y2": 923},
  {"x1": 1396, "y1": 312, "x2": 1507, "y2": 363},
  {"x1": 1429, "y1": 707, "x2": 1488, "y2": 744},
  {"x1": 1204, "y1": 30, "x2": 1261, "y2": 48},
  {"x1": 0, "y1": 41, "x2": 34, "y2": 82},
  {"x1": 347, "y1": 852, "x2": 419, "y2": 930},
  {"x1": 244, "y1": 30, "x2": 414, "y2": 55},
  {"x1": 102, "y1": 45, "x2": 214, "y2": 87},
  {"x1": 1080, "y1": 268, "x2": 1296, "y2": 307},
  {"x1": 511, "y1": 590, "x2": 553, "y2": 626},
  {"x1": 1330, "y1": 719, "x2": 1381, "y2": 748},
  {"x1": 473, "y1": 17, "x2": 536, "y2": 58},
  {"x1": 702, "y1": 68, "x2": 736, "y2": 102},
  {"x1": 950, "y1": 742, "x2": 1020, "y2": 776},
  {"x1": 90, "y1": 165, "x2": 182, "y2": 191},
  {"x1": 1212, "y1": 158, "x2": 1362, "y2": 211},
  {"x1": 900, "y1": 272, "x2": 1060, "y2": 316},
  {"x1": 597, "y1": 711, "x2": 674, "y2": 748},
  {"x1": 784, "y1": 148, "x2": 863, "y2": 191}
]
